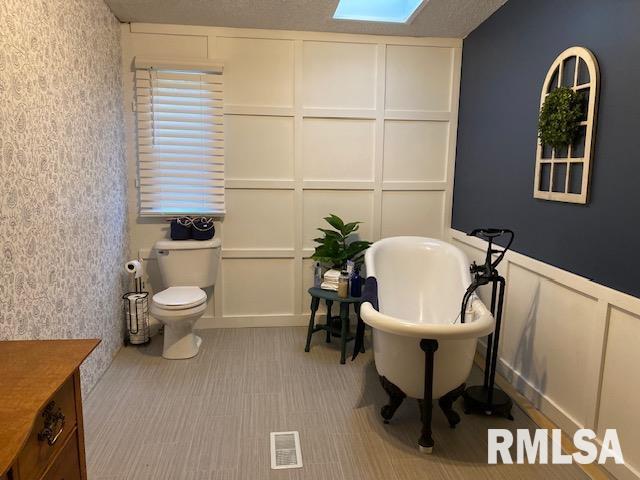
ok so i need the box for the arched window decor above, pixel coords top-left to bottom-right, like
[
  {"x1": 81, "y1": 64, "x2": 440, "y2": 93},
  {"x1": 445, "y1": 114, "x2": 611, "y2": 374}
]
[{"x1": 533, "y1": 46, "x2": 599, "y2": 204}]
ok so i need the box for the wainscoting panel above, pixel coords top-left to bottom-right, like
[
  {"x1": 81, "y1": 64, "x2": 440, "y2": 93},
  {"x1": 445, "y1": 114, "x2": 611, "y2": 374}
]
[
  {"x1": 302, "y1": 41, "x2": 378, "y2": 109},
  {"x1": 302, "y1": 118, "x2": 375, "y2": 181},
  {"x1": 225, "y1": 115, "x2": 295, "y2": 181},
  {"x1": 124, "y1": 24, "x2": 461, "y2": 331},
  {"x1": 302, "y1": 190, "x2": 375, "y2": 249},
  {"x1": 451, "y1": 228, "x2": 640, "y2": 480},
  {"x1": 222, "y1": 258, "x2": 295, "y2": 317},
  {"x1": 598, "y1": 307, "x2": 640, "y2": 480},
  {"x1": 383, "y1": 120, "x2": 449, "y2": 182},
  {"x1": 381, "y1": 191, "x2": 445, "y2": 238},
  {"x1": 385, "y1": 45, "x2": 454, "y2": 112},
  {"x1": 501, "y1": 263, "x2": 599, "y2": 430},
  {"x1": 129, "y1": 32, "x2": 208, "y2": 58},
  {"x1": 223, "y1": 190, "x2": 296, "y2": 250},
  {"x1": 216, "y1": 36, "x2": 295, "y2": 107}
]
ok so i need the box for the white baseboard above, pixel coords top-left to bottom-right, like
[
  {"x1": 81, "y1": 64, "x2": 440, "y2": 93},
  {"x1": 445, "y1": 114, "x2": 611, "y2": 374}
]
[
  {"x1": 194, "y1": 312, "x2": 361, "y2": 329},
  {"x1": 195, "y1": 314, "x2": 309, "y2": 329},
  {"x1": 476, "y1": 340, "x2": 581, "y2": 436}
]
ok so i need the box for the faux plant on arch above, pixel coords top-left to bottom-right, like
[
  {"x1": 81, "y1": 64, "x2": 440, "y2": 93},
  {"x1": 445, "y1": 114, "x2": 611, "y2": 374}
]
[
  {"x1": 537, "y1": 86, "x2": 584, "y2": 150},
  {"x1": 311, "y1": 214, "x2": 372, "y2": 269},
  {"x1": 533, "y1": 46, "x2": 600, "y2": 204}
]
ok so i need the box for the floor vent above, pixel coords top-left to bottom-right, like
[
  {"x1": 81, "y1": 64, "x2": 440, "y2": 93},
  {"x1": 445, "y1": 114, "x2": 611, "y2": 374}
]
[{"x1": 270, "y1": 431, "x2": 303, "y2": 469}]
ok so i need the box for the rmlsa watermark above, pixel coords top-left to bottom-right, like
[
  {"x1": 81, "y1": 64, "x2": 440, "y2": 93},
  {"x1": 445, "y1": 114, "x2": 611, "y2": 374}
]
[{"x1": 488, "y1": 429, "x2": 624, "y2": 465}]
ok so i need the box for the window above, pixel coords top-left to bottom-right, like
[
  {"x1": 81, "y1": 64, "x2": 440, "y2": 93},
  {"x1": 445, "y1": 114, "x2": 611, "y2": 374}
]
[
  {"x1": 134, "y1": 57, "x2": 225, "y2": 216},
  {"x1": 533, "y1": 47, "x2": 599, "y2": 204},
  {"x1": 333, "y1": 0, "x2": 426, "y2": 24}
]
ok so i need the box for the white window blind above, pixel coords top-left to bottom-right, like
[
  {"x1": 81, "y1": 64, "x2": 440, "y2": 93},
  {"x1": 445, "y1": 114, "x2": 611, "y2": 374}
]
[{"x1": 135, "y1": 59, "x2": 225, "y2": 216}]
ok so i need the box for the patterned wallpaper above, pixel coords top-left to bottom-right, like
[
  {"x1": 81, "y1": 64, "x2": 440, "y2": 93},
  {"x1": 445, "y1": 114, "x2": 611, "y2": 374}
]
[{"x1": 0, "y1": 0, "x2": 128, "y2": 392}]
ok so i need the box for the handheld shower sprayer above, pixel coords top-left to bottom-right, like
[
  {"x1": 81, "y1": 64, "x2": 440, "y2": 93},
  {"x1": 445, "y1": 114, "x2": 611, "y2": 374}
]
[{"x1": 460, "y1": 229, "x2": 514, "y2": 323}]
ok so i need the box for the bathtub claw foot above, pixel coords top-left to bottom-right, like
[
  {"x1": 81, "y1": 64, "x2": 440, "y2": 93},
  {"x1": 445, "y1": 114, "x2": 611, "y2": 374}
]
[
  {"x1": 439, "y1": 383, "x2": 465, "y2": 429},
  {"x1": 380, "y1": 405, "x2": 394, "y2": 423},
  {"x1": 445, "y1": 410, "x2": 461, "y2": 428},
  {"x1": 418, "y1": 419, "x2": 435, "y2": 454},
  {"x1": 418, "y1": 443, "x2": 433, "y2": 454},
  {"x1": 379, "y1": 376, "x2": 406, "y2": 422}
]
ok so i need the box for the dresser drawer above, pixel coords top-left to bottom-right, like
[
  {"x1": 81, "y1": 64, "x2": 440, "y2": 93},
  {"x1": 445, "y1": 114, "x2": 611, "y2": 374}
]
[
  {"x1": 40, "y1": 429, "x2": 81, "y2": 480},
  {"x1": 17, "y1": 377, "x2": 77, "y2": 480}
]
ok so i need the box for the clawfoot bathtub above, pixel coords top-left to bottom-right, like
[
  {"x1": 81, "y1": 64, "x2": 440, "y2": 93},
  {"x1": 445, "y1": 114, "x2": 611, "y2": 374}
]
[{"x1": 360, "y1": 236, "x2": 494, "y2": 453}]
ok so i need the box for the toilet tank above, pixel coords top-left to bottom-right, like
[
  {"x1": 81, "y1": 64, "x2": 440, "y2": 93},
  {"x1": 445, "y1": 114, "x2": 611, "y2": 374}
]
[{"x1": 154, "y1": 239, "x2": 222, "y2": 288}]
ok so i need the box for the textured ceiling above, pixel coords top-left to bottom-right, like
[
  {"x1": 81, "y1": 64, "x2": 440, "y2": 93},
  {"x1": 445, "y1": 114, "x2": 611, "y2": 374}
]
[{"x1": 104, "y1": 0, "x2": 507, "y2": 38}]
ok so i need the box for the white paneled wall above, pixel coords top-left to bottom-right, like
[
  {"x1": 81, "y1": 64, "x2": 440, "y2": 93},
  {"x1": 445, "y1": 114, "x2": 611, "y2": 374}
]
[
  {"x1": 218, "y1": 36, "x2": 295, "y2": 107},
  {"x1": 302, "y1": 41, "x2": 377, "y2": 109},
  {"x1": 598, "y1": 307, "x2": 640, "y2": 480},
  {"x1": 451, "y1": 229, "x2": 640, "y2": 480},
  {"x1": 383, "y1": 121, "x2": 449, "y2": 181},
  {"x1": 225, "y1": 115, "x2": 295, "y2": 180},
  {"x1": 385, "y1": 45, "x2": 453, "y2": 112},
  {"x1": 122, "y1": 24, "x2": 461, "y2": 329},
  {"x1": 302, "y1": 118, "x2": 375, "y2": 181}
]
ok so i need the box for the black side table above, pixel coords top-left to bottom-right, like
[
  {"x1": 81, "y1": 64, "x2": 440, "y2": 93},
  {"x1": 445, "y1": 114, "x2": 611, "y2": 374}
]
[{"x1": 304, "y1": 287, "x2": 364, "y2": 364}]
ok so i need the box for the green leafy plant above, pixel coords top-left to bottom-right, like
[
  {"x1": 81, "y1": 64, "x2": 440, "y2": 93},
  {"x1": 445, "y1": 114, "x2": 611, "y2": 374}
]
[
  {"x1": 538, "y1": 86, "x2": 584, "y2": 150},
  {"x1": 311, "y1": 214, "x2": 371, "y2": 269}
]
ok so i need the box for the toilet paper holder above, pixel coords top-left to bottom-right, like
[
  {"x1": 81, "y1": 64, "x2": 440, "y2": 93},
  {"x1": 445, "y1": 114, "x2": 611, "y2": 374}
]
[
  {"x1": 123, "y1": 292, "x2": 150, "y2": 345},
  {"x1": 123, "y1": 259, "x2": 150, "y2": 345}
]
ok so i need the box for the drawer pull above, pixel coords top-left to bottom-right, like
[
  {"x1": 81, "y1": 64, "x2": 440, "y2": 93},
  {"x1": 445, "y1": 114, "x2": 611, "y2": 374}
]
[{"x1": 38, "y1": 401, "x2": 65, "y2": 446}]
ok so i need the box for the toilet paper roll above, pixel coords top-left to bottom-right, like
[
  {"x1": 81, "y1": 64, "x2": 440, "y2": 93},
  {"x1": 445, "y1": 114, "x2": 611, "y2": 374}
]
[
  {"x1": 125, "y1": 260, "x2": 144, "y2": 279},
  {"x1": 126, "y1": 293, "x2": 148, "y2": 315}
]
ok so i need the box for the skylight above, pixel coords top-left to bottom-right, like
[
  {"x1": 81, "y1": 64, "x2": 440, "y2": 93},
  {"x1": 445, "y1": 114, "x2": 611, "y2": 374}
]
[{"x1": 333, "y1": 0, "x2": 426, "y2": 24}]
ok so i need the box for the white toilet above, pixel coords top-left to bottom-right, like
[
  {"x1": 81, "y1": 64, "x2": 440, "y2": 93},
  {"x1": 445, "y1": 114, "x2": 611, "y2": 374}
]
[{"x1": 150, "y1": 238, "x2": 221, "y2": 359}]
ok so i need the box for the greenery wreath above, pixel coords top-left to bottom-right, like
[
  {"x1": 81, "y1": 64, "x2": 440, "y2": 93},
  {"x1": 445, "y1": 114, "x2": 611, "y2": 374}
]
[{"x1": 538, "y1": 86, "x2": 584, "y2": 150}]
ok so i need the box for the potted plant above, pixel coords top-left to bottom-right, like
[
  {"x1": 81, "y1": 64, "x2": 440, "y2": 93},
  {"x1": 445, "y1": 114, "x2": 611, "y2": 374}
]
[{"x1": 311, "y1": 214, "x2": 371, "y2": 269}]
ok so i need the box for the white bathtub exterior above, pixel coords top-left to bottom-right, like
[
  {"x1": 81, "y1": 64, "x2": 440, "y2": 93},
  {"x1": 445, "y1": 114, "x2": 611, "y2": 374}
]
[{"x1": 361, "y1": 236, "x2": 494, "y2": 399}]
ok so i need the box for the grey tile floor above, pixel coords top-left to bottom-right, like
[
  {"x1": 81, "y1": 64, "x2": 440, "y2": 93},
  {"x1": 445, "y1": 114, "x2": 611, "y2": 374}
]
[{"x1": 84, "y1": 327, "x2": 588, "y2": 479}]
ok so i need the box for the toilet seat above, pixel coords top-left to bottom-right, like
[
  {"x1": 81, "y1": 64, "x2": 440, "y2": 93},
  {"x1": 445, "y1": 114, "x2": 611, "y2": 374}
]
[{"x1": 152, "y1": 286, "x2": 206, "y2": 310}]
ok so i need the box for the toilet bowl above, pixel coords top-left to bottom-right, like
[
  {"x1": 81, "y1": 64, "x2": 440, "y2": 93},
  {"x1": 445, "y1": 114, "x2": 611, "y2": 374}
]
[
  {"x1": 150, "y1": 286, "x2": 207, "y2": 359},
  {"x1": 151, "y1": 238, "x2": 221, "y2": 359}
]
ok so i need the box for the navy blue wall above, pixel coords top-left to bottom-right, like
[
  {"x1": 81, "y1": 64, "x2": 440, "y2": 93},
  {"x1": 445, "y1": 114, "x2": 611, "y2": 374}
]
[{"x1": 452, "y1": 0, "x2": 640, "y2": 297}]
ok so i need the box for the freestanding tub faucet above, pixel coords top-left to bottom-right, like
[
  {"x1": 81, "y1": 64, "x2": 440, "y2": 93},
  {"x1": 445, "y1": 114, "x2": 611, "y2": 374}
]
[{"x1": 461, "y1": 228, "x2": 515, "y2": 420}]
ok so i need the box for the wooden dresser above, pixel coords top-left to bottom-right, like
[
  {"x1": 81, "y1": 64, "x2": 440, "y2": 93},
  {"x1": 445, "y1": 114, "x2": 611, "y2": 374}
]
[{"x1": 0, "y1": 340, "x2": 99, "y2": 480}]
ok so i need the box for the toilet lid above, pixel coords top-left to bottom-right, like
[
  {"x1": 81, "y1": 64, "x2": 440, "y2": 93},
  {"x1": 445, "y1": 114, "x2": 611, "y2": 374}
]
[{"x1": 153, "y1": 287, "x2": 206, "y2": 310}]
